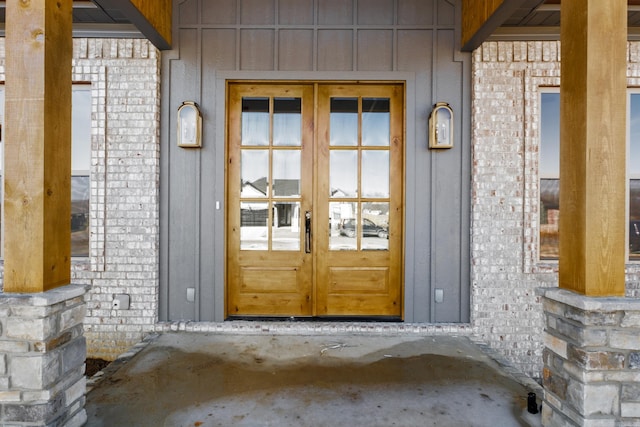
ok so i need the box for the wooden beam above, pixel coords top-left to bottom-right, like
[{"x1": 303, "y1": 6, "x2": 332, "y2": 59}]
[
  {"x1": 461, "y1": 0, "x2": 544, "y2": 51},
  {"x1": 559, "y1": 0, "x2": 627, "y2": 296},
  {"x1": 92, "y1": 0, "x2": 172, "y2": 50},
  {"x1": 4, "y1": 0, "x2": 73, "y2": 293}
]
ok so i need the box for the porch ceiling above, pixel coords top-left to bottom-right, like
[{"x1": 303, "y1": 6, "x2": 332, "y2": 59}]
[
  {"x1": 492, "y1": 0, "x2": 640, "y2": 41},
  {"x1": 0, "y1": 0, "x2": 170, "y2": 49}
]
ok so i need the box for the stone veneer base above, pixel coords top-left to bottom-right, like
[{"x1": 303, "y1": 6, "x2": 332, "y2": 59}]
[
  {"x1": 540, "y1": 287, "x2": 640, "y2": 427},
  {"x1": 0, "y1": 284, "x2": 88, "y2": 427}
]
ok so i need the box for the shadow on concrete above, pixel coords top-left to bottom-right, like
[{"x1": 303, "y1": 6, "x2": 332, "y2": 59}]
[{"x1": 85, "y1": 333, "x2": 542, "y2": 427}]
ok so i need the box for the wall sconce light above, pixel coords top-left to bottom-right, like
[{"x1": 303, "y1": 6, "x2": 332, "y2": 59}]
[
  {"x1": 177, "y1": 101, "x2": 202, "y2": 148},
  {"x1": 429, "y1": 102, "x2": 453, "y2": 149}
]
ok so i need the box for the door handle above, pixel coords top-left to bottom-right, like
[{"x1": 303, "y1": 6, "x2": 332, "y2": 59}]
[{"x1": 305, "y1": 211, "x2": 312, "y2": 253}]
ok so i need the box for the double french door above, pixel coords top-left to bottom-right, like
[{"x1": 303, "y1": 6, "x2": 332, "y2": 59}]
[{"x1": 226, "y1": 82, "x2": 404, "y2": 318}]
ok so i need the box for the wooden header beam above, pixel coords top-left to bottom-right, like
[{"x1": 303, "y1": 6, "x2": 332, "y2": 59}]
[
  {"x1": 4, "y1": 0, "x2": 73, "y2": 293},
  {"x1": 92, "y1": 0, "x2": 172, "y2": 50},
  {"x1": 461, "y1": 0, "x2": 543, "y2": 52},
  {"x1": 559, "y1": 0, "x2": 627, "y2": 296}
]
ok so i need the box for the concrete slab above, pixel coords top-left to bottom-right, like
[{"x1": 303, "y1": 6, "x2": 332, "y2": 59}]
[{"x1": 85, "y1": 333, "x2": 542, "y2": 427}]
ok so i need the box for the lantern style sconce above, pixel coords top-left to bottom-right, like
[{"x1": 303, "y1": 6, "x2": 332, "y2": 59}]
[
  {"x1": 177, "y1": 101, "x2": 202, "y2": 148},
  {"x1": 429, "y1": 102, "x2": 453, "y2": 149}
]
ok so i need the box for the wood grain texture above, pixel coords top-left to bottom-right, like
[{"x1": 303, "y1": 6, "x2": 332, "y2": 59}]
[
  {"x1": 4, "y1": 0, "x2": 73, "y2": 292},
  {"x1": 130, "y1": 0, "x2": 172, "y2": 47},
  {"x1": 559, "y1": 0, "x2": 627, "y2": 296},
  {"x1": 461, "y1": 0, "x2": 505, "y2": 48},
  {"x1": 226, "y1": 83, "x2": 314, "y2": 316},
  {"x1": 226, "y1": 82, "x2": 404, "y2": 317}
]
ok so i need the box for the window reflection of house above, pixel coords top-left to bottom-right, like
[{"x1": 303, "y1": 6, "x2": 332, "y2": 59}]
[{"x1": 240, "y1": 178, "x2": 300, "y2": 229}]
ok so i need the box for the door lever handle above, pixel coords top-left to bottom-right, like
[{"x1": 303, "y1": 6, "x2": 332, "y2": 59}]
[{"x1": 305, "y1": 211, "x2": 312, "y2": 253}]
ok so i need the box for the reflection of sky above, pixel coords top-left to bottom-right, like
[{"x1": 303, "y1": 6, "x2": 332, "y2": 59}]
[
  {"x1": 329, "y1": 111, "x2": 390, "y2": 197},
  {"x1": 362, "y1": 112, "x2": 390, "y2": 146},
  {"x1": 72, "y1": 87, "x2": 91, "y2": 171},
  {"x1": 242, "y1": 112, "x2": 269, "y2": 146},
  {"x1": 273, "y1": 114, "x2": 301, "y2": 146},
  {"x1": 329, "y1": 149, "x2": 390, "y2": 197},
  {"x1": 361, "y1": 150, "x2": 389, "y2": 197},
  {"x1": 239, "y1": 97, "x2": 391, "y2": 198},
  {"x1": 630, "y1": 94, "x2": 640, "y2": 176},
  {"x1": 540, "y1": 92, "x2": 560, "y2": 178},
  {"x1": 542, "y1": 92, "x2": 640, "y2": 178},
  {"x1": 72, "y1": 176, "x2": 90, "y2": 201},
  {"x1": 0, "y1": 86, "x2": 91, "y2": 173},
  {"x1": 273, "y1": 150, "x2": 300, "y2": 180},
  {"x1": 330, "y1": 151, "x2": 357, "y2": 196},
  {"x1": 330, "y1": 114, "x2": 357, "y2": 146},
  {"x1": 242, "y1": 150, "x2": 269, "y2": 182}
]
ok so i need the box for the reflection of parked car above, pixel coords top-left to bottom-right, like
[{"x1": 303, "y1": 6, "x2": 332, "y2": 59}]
[
  {"x1": 339, "y1": 218, "x2": 388, "y2": 239},
  {"x1": 631, "y1": 221, "x2": 640, "y2": 253}
]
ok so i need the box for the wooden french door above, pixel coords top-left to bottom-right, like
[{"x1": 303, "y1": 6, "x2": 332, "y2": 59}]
[{"x1": 226, "y1": 82, "x2": 404, "y2": 318}]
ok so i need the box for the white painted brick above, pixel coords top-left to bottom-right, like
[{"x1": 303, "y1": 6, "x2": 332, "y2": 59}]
[{"x1": 472, "y1": 40, "x2": 640, "y2": 379}]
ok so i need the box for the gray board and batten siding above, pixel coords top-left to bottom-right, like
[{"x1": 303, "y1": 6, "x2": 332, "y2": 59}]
[{"x1": 160, "y1": 0, "x2": 471, "y2": 323}]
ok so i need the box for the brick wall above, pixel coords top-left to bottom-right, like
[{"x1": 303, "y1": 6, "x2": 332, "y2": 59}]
[
  {"x1": 472, "y1": 41, "x2": 640, "y2": 379},
  {"x1": 68, "y1": 39, "x2": 161, "y2": 360},
  {"x1": 0, "y1": 38, "x2": 160, "y2": 361}
]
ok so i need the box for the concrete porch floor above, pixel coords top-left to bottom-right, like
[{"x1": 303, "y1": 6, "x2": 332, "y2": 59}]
[{"x1": 84, "y1": 333, "x2": 542, "y2": 427}]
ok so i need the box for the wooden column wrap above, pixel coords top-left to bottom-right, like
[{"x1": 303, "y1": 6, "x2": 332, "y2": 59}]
[
  {"x1": 559, "y1": 0, "x2": 627, "y2": 296},
  {"x1": 4, "y1": 0, "x2": 73, "y2": 293}
]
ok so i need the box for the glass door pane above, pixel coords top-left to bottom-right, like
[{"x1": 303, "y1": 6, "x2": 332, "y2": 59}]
[
  {"x1": 328, "y1": 96, "x2": 390, "y2": 251},
  {"x1": 273, "y1": 98, "x2": 302, "y2": 146},
  {"x1": 330, "y1": 98, "x2": 358, "y2": 146},
  {"x1": 242, "y1": 98, "x2": 270, "y2": 146},
  {"x1": 240, "y1": 96, "x2": 303, "y2": 252}
]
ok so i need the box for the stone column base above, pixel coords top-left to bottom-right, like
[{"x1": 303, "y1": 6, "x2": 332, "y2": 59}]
[
  {"x1": 0, "y1": 284, "x2": 88, "y2": 427},
  {"x1": 540, "y1": 288, "x2": 640, "y2": 427}
]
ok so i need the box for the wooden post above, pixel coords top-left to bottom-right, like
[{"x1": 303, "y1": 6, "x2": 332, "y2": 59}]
[
  {"x1": 4, "y1": 0, "x2": 73, "y2": 293},
  {"x1": 559, "y1": 0, "x2": 627, "y2": 296}
]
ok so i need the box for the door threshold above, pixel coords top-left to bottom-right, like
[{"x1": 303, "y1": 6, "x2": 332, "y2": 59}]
[{"x1": 226, "y1": 316, "x2": 402, "y2": 323}]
